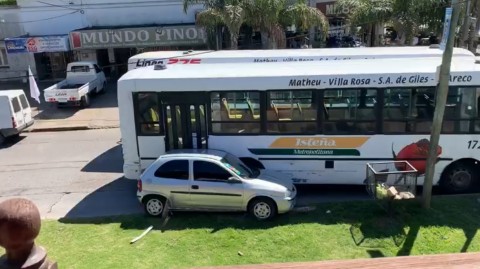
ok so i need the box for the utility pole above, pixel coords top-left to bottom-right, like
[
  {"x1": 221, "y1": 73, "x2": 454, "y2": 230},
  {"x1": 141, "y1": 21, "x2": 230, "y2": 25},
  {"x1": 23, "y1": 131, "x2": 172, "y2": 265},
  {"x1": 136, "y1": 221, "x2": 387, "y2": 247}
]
[{"x1": 422, "y1": 0, "x2": 461, "y2": 209}]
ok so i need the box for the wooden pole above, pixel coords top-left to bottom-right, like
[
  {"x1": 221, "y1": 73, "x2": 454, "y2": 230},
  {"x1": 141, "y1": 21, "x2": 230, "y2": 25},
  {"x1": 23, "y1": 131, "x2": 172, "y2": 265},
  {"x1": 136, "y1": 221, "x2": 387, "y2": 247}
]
[{"x1": 422, "y1": 0, "x2": 461, "y2": 209}]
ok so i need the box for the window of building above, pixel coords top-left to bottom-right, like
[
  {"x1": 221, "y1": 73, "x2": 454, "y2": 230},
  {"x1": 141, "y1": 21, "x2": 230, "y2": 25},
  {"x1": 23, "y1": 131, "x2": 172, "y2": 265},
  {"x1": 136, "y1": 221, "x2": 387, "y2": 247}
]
[
  {"x1": 193, "y1": 161, "x2": 232, "y2": 181},
  {"x1": 0, "y1": 48, "x2": 8, "y2": 67},
  {"x1": 135, "y1": 92, "x2": 162, "y2": 135},
  {"x1": 210, "y1": 91, "x2": 261, "y2": 134},
  {"x1": 267, "y1": 90, "x2": 317, "y2": 133},
  {"x1": 154, "y1": 160, "x2": 189, "y2": 180},
  {"x1": 383, "y1": 88, "x2": 436, "y2": 133},
  {"x1": 323, "y1": 89, "x2": 377, "y2": 134}
]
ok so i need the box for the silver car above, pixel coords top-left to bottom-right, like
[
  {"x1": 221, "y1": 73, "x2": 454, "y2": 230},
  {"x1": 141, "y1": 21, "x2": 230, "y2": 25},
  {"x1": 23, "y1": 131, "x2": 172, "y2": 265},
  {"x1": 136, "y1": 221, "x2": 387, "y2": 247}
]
[{"x1": 137, "y1": 149, "x2": 297, "y2": 220}]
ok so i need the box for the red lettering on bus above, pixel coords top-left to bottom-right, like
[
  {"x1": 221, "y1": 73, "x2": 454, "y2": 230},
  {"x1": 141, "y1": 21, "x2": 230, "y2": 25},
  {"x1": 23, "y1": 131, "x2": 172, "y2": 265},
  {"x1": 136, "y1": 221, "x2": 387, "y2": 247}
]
[{"x1": 167, "y1": 58, "x2": 202, "y2": 64}]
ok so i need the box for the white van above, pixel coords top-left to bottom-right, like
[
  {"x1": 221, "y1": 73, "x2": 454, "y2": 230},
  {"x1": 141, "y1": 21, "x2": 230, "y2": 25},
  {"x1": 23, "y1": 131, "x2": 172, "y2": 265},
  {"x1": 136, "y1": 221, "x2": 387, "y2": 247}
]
[{"x1": 0, "y1": 90, "x2": 34, "y2": 144}]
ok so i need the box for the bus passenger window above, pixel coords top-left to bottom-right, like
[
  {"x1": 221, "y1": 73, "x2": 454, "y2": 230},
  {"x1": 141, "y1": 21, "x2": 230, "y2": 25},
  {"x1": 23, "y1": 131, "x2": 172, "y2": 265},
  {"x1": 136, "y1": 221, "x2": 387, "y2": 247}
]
[
  {"x1": 135, "y1": 92, "x2": 162, "y2": 135},
  {"x1": 266, "y1": 90, "x2": 316, "y2": 134},
  {"x1": 210, "y1": 91, "x2": 261, "y2": 134},
  {"x1": 323, "y1": 89, "x2": 376, "y2": 134},
  {"x1": 444, "y1": 87, "x2": 476, "y2": 134},
  {"x1": 383, "y1": 88, "x2": 435, "y2": 134}
]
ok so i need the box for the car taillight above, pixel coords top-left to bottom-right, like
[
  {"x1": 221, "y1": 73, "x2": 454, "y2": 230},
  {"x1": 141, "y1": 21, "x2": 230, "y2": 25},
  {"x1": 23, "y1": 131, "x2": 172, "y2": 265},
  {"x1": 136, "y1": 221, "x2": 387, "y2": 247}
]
[
  {"x1": 137, "y1": 180, "x2": 142, "y2": 192},
  {"x1": 11, "y1": 117, "x2": 16, "y2": 128},
  {"x1": 69, "y1": 97, "x2": 77, "y2": 101}
]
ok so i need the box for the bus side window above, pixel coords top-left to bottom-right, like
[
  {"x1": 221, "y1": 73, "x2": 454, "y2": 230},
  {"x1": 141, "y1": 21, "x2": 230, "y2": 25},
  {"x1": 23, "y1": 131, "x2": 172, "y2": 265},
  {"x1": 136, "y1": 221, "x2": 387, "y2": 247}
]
[
  {"x1": 135, "y1": 92, "x2": 162, "y2": 135},
  {"x1": 323, "y1": 89, "x2": 376, "y2": 135},
  {"x1": 444, "y1": 87, "x2": 476, "y2": 134},
  {"x1": 210, "y1": 91, "x2": 261, "y2": 134},
  {"x1": 266, "y1": 90, "x2": 316, "y2": 134}
]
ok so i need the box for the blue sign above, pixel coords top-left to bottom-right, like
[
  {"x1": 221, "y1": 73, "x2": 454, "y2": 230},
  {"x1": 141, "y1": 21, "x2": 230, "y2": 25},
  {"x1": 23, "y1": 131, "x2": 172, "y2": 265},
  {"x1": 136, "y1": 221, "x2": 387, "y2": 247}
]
[
  {"x1": 440, "y1": 7, "x2": 453, "y2": 51},
  {"x1": 4, "y1": 38, "x2": 28, "y2": 53},
  {"x1": 4, "y1": 36, "x2": 70, "y2": 54}
]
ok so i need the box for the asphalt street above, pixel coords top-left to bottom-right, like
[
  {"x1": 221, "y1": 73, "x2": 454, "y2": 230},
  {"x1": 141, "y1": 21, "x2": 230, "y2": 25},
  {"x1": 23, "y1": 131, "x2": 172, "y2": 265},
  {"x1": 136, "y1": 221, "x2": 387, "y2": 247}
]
[{"x1": 0, "y1": 129, "x2": 370, "y2": 220}]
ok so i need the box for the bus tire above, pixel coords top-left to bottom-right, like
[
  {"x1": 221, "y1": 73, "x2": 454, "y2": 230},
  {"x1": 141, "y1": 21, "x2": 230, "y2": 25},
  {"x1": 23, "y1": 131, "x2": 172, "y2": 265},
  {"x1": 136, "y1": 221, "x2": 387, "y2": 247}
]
[{"x1": 439, "y1": 160, "x2": 478, "y2": 194}]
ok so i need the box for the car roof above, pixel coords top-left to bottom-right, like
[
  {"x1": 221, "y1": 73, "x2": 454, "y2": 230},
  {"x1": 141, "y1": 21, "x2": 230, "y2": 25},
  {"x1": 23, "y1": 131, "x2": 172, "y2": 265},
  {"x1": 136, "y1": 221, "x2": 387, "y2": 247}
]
[
  {"x1": 0, "y1": 89, "x2": 25, "y2": 98},
  {"x1": 160, "y1": 149, "x2": 228, "y2": 161}
]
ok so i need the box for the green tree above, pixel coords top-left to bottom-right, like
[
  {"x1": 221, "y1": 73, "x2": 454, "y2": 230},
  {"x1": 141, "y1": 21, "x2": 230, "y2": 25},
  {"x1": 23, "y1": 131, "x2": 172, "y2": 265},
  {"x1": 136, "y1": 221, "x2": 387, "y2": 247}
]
[
  {"x1": 196, "y1": 3, "x2": 246, "y2": 49},
  {"x1": 337, "y1": 0, "x2": 452, "y2": 46},
  {"x1": 243, "y1": 0, "x2": 328, "y2": 49}
]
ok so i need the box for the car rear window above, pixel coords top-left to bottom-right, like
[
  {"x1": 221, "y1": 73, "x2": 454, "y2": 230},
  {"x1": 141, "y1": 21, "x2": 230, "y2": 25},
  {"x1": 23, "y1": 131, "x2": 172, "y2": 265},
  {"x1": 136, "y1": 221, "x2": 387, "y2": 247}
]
[
  {"x1": 70, "y1": 65, "x2": 90, "y2": 72},
  {"x1": 154, "y1": 160, "x2": 189, "y2": 180},
  {"x1": 19, "y1": 94, "x2": 29, "y2": 109},
  {"x1": 11, "y1": 97, "x2": 21, "y2": 113}
]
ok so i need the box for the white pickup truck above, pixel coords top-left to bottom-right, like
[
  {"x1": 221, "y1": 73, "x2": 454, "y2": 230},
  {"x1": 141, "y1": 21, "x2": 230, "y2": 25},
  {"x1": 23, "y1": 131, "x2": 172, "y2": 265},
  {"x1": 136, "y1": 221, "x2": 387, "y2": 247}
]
[{"x1": 44, "y1": 61, "x2": 107, "y2": 107}]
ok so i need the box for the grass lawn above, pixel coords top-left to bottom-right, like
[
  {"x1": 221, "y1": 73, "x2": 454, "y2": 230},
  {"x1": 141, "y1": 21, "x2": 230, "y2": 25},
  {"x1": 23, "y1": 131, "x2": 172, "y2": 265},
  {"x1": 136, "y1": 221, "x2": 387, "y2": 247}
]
[{"x1": 2, "y1": 194, "x2": 480, "y2": 268}]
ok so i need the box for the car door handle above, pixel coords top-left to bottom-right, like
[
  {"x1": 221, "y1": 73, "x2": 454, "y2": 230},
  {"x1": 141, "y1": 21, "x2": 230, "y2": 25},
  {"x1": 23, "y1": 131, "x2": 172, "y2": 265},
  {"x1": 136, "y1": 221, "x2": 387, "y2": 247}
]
[{"x1": 191, "y1": 185, "x2": 199, "y2": 190}]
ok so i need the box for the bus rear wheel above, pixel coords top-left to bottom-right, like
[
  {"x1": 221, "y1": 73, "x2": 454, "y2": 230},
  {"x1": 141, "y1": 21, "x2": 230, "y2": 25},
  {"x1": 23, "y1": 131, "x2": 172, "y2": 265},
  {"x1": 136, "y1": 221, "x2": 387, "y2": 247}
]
[{"x1": 440, "y1": 162, "x2": 478, "y2": 194}]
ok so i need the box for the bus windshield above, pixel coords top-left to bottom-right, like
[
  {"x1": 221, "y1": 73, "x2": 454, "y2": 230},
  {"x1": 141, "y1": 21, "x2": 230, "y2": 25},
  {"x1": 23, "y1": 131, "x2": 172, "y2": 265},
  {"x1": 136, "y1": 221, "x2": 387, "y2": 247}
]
[{"x1": 221, "y1": 153, "x2": 255, "y2": 179}]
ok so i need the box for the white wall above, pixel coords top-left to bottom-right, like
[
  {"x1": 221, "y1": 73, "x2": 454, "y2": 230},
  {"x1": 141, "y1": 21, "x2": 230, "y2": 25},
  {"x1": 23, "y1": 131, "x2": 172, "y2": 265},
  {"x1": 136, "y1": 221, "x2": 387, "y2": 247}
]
[
  {"x1": 16, "y1": 0, "x2": 203, "y2": 36},
  {"x1": 0, "y1": 7, "x2": 35, "y2": 81}
]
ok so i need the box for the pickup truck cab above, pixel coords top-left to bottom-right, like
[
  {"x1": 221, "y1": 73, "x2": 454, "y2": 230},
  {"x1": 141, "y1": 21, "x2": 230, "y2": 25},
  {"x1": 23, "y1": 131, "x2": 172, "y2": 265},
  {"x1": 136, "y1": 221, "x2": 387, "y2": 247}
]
[
  {"x1": 0, "y1": 90, "x2": 34, "y2": 144},
  {"x1": 44, "y1": 61, "x2": 107, "y2": 107}
]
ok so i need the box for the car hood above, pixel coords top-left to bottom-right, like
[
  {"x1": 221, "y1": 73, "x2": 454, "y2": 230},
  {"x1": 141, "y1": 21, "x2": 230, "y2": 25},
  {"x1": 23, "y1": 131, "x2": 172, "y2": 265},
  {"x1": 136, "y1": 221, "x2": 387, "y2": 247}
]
[{"x1": 256, "y1": 169, "x2": 294, "y2": 190}]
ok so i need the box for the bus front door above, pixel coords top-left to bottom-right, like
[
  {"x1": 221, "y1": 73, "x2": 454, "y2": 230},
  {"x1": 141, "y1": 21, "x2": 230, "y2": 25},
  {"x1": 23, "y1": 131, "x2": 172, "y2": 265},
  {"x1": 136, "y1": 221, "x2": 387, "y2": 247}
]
[{"x1": 162, "y1": 94, "x2": 207, "y2": 151}]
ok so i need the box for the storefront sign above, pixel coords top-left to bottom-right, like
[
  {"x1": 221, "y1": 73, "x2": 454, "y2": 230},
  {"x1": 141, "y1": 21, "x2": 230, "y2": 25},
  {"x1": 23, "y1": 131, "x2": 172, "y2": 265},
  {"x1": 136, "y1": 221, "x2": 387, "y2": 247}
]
[
  {"x1": 316, "y1": 1, "x2": 350, "y2": 17},
  {"x1": 69, "y1": 25, "x2": 207, "y2": 50},
  {"x1": 4, "y1": 36, "x2": 70, "y2": 54}
]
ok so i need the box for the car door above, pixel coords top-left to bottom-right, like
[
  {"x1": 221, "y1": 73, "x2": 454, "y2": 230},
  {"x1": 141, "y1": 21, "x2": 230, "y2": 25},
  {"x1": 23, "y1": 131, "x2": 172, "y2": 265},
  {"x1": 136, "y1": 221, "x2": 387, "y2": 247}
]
[
  {"x1": 18, "y1": 93, "x2": 32, "y2": 125},
  {"x1": 190, "y1": 160, "x2": 244, "y2": 210},
  {"x1": 150, "y1": 159, "x2": 191, "y2": 209},
  {"x1": 10, "y1": 96, "x2": 25, "y2": 128}
]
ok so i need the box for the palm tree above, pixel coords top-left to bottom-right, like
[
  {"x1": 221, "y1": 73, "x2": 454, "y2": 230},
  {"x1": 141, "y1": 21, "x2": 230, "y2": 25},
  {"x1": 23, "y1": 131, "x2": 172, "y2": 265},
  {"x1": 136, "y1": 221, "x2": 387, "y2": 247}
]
[
  {"x1": 183, "y1": 0, "x2": 227, "y2": 49},
  {"x1": 337, "y1": 0, "x2": 453, "y2": 46},
  {"x1": 196, "y1": 3, "x2": 246, "y2": 49},
  {"x1": 243, "y1": 0, "x2": 329, "y2": 49}
]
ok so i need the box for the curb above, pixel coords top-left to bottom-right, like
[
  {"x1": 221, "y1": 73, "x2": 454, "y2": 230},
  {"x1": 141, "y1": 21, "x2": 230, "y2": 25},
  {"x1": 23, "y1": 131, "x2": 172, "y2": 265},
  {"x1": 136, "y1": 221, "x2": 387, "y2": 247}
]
[{"x1": 25, "y1": 125, "x2": 120, "y2": 133}]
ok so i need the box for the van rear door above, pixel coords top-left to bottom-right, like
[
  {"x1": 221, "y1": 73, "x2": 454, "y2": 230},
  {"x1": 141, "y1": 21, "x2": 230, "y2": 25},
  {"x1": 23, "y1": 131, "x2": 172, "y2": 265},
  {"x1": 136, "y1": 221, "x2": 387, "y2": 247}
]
[
  {"x1": 11, "y1": 96, "x2": 25, "y2": 128},
  {"x1": 18, "y1": 93, "x2": 32, "y2": 124}
]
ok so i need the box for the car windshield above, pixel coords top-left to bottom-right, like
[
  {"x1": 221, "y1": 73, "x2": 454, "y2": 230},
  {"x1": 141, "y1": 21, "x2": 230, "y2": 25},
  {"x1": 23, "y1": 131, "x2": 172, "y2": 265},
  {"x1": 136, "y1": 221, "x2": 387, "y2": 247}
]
[{"x1": 221, "y1": 154, "x2": 254, "y2": 179}]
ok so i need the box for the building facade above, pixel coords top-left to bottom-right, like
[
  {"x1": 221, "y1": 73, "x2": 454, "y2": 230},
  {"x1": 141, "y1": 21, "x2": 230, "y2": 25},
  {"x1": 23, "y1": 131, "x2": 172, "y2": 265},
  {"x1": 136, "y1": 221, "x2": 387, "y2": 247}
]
[{"x1": 0, "y1": 0, "x2": 205, "y2": 81}]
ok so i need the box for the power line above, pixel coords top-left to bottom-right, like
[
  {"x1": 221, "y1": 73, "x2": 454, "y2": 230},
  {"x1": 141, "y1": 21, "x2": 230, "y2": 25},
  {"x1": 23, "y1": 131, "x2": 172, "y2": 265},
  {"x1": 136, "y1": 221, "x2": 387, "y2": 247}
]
[{"x1": 0, "y1": 10, "x2": 80, "y2": 24}]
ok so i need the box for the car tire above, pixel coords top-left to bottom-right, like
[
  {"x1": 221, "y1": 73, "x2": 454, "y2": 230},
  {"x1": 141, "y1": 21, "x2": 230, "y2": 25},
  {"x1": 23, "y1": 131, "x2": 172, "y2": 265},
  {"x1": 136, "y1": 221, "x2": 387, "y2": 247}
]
[
  {"x1": 248, "y1": 198, "x2": 277, "y2": 221},
  {"x1": 0, "y1": 134, "x2": 5, "y2": 145},
  {"x1": 143, "y1": 196, "x2": 166, "y2": 217}
]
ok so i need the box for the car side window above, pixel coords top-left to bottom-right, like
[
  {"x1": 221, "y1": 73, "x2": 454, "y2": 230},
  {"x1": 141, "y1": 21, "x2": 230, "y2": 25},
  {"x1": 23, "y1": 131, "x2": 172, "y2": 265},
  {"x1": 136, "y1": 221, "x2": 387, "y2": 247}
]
[
  {"x1": 193, "y1": 161, "x2": 232, "y2": 182},
  {"x1": 154, "y1": 160, "x2": 189, "y2": 180}
]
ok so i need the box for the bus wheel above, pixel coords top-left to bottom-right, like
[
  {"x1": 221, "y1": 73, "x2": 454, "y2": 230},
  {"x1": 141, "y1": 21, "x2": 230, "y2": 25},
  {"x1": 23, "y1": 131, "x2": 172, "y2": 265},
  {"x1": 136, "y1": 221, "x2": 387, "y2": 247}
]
[{"x1": 440, "y1": 162, "x2": 477, "y2": 194}]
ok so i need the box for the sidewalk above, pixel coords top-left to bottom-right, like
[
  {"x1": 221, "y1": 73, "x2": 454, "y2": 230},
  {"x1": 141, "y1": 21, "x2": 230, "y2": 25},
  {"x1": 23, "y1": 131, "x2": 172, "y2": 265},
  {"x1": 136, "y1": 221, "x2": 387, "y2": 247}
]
[
  {"x1": 1, "y1": 79, "x2": 120, "y2": 132},
  {"x1": 197, "y1": 252, "x2": 480, "y2": 269}
]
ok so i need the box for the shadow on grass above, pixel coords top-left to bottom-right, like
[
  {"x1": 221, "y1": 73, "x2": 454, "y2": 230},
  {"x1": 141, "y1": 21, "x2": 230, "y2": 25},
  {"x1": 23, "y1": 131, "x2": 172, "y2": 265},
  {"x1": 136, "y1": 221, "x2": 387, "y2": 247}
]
[{"x1": 58, "y1": 177, "x2": 480, "y2": 257}]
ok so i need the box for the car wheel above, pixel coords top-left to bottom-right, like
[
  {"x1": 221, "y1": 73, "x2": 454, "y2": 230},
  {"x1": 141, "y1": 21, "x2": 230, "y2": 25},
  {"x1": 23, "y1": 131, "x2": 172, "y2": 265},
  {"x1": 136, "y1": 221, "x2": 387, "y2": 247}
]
[
  {"x1": 0, "y1": 134, "x2": 5, "y2": 145},
  {"x1": 144, "y1": 196, "x2": 166, "y2": 217},
  {"x1": 249, "y1": 198, "x2": 277, "y2": 221}
]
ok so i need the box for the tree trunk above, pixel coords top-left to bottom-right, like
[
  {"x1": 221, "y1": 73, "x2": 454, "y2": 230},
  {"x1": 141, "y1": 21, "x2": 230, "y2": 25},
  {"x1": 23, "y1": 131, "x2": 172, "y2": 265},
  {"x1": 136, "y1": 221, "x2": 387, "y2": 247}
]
[
  {"x1": 468, "y1": 0, "x2": 480, "y2": 52},
  {"x1": 230, "y1": 32, "x2": 239, "y2": 50},
  {"x1": 460, "y1": 0, "x2": 472, "y2": 48},
  {"x1": 260, "y1": 31, "x2": 270, "y2": 49}
]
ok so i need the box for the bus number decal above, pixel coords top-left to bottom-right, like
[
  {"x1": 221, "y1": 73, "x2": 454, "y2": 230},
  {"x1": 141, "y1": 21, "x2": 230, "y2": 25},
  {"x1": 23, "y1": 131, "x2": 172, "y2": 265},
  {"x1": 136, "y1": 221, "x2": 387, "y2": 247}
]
[
  {"x1": 167, "y1": 58, "x2": 202, "y2": 64},
  {"x1": 467, "y1": 140, "x2": 480, "y2": 149}
]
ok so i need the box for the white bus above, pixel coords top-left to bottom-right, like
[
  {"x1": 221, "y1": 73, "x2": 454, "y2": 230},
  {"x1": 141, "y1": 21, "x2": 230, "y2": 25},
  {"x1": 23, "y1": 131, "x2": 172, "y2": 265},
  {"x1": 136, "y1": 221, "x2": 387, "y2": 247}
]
[
  {"x1": 127, "y1": 46, "x2": 476, "y2": 71},
  {"x1": 118, "y1": 57, "x2": 480, "y2": 194}
]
